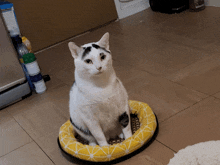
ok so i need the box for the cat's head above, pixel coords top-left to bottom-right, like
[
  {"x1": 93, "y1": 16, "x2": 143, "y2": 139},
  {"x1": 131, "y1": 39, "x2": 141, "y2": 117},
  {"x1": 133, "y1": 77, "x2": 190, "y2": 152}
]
[{"x1": 68, "y1": 33, "x2": 112, "y2": 77}]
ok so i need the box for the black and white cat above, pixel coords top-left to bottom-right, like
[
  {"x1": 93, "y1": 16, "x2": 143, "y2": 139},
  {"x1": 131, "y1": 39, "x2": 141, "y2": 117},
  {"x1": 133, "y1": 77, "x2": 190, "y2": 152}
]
[{"x1": 68, "y1": 32, "x2": 132, "y2": 147}]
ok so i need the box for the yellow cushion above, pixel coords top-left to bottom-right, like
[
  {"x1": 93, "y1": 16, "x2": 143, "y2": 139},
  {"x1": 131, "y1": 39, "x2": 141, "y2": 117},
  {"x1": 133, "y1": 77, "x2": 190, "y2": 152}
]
[{"x1": 59, "y1": 100, "x2": 157, "y2": 162}]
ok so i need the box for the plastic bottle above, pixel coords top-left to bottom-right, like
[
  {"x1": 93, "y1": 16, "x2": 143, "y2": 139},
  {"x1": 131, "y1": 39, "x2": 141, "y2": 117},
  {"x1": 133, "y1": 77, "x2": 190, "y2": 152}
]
[
  {"x1": 22, "y1": 53, "x2": 46, "y2": 94},
  {"x1": 10, "y1": 35, "x2": 35, "y2": 90},
  {"x1": 22, "y1": 36, "x2": 32, "y2": 53}
]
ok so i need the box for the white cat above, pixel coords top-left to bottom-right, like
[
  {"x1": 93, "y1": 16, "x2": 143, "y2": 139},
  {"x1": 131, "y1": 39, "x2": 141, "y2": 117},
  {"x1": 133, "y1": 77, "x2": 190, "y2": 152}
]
[{"x1": 68, "y1": 32, "x2": 132, "y2": 147}]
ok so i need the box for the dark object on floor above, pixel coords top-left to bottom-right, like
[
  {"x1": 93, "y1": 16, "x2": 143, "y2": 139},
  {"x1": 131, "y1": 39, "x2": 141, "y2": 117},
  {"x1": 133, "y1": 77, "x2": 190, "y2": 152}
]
[
  {"x1": 43, "y1": 75, "x2": 51, "y2": 82},
  {"x1": 149, "y1": 0, "x2": 189, "y2": 14},
  {"x1": 189, "y1": 0, "x2": 205, "y2": 12}
]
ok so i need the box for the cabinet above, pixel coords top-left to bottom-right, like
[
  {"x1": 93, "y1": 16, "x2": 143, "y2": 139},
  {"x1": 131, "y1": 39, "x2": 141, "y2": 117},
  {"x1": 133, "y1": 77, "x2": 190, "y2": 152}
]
[{"x1": 0, "y1": 14, "x2": 31, "y2": 109}]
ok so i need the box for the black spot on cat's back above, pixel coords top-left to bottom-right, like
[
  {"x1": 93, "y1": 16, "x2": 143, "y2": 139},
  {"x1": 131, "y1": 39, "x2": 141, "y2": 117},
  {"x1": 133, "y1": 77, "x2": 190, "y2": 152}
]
[
  {"x1": 82, "y1": 46, "x2": 91, "y2": 59},
  {"x1": 119, "y1": 112, "x2": 129, "y2": 128}
]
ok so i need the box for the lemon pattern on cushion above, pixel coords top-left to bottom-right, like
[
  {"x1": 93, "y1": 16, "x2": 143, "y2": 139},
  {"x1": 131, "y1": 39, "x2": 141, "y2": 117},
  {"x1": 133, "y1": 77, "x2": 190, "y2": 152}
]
[{"x1": 59, "y1": 100, "x2": 157, "y2": 162}]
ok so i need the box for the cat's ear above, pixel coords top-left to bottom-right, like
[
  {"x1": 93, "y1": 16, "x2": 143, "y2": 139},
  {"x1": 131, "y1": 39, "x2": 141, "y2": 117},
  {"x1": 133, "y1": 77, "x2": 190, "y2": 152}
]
[
  {"x1": 68, "y1": 42, "x2": 81, "y2": 59},
  {"x1": 97, "y1": 32, "x2": 109, "y2": 50}
]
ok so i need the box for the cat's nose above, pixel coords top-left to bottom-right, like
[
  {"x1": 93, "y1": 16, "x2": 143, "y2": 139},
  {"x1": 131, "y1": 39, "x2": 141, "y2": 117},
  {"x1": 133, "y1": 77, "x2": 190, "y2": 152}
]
[{"x1": 97, "y1": 67, "x2": 102, "y2": 71}]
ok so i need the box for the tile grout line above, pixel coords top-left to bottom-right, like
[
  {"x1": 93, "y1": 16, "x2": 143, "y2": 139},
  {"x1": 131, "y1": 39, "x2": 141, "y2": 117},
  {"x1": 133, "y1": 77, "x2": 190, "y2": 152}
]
[
  {"x1": 114, "y1": 53, "x2": 215, "y2": 101},
  {"x1": 211, "y1": 95, "x2": 220, "y2": 100},
  {"x1": 155, "y1": 139, "x2": 177, "y2": 153},
  {"x1": 5, "y1": 110, "x2": 56, "y2": 165},
  {"x1": 137, "y1": 63, "x2": 215, "y2": 105},
  {"x1": 0, "y1": 141, "x2": 33, "y2": 159},
  {"x1": 31, "y1": 139, "x2": 56, "y2": 165},
  {"x1": 164, "y1": 75, "x2": 215, "y2": 97},
  {"x1": 113, "y1": 31, "x2": 220, "y2": 98},
  {"x1": 117, "y1": 57, "x2": 212, "y2": 100},
  {"x1": 114, "y1": 58, "x2": 213, "y2": 124},
  {"x1": 159, "y1": 95, "x2": 210, "y2": 124},
  {"x1": 210, "y1": 90, "x2": 220, "y2": 97}
]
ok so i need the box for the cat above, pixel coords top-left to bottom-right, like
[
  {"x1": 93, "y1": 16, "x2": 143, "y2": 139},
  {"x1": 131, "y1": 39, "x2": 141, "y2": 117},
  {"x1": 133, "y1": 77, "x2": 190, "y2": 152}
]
[{"x1": 68, "y1": 32, "x2": 132, "y2": 147}]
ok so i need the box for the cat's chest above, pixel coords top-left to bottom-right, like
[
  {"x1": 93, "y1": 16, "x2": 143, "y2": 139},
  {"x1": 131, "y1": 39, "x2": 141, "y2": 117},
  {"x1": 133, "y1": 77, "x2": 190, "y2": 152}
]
[
  {"x1": 87, "y1": 85, "x2": 126, "y2": 119},
  {"x1": 80, "y1": 80, "x2": 125, "y2": 104}
]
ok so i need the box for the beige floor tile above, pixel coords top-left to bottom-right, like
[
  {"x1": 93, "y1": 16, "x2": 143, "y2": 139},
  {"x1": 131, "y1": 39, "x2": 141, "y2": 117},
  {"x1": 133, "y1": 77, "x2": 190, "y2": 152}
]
[
  {"x1": 213, "y1": 92, "x2": 220, "y2": 99},
  {"x1": 111, "y1": 37, "x2": 211, "y2": 78},
  {"x1": 165, "y1": 53, "x2": 220, "y2": 82},
  {"x1": 54, "y1": 68, "x2": 75, "y2": 86},
  {"x1": 117, "y1": 141, "x2": 174, "y2": 165},
  {"x1": 143, "y1": 43, "x2": 206, "y2": 70},
  {"x1": 35, "y1": 131, "x2": 78, "y2": 165},
  {"x1": 5, "y1": 96, "x2": 37, "y2": 116},
  {"x1": 154, "y1": 7, "x2": 220, "y2": 37},
  {"x1": 155, "y1": 7, "x2": 220, "y2": 55},
  {"x1": 196, "y1": 6, "x2": 220, "y2": 22},
  {"x1": 166, "y1": 61, "x2": 220, "y2": 95},
  {"x1": 187, "y1": 7, "x2": 220, "y2": 38},
  {"x1": 157, "y1": 96, "x2": 220, "y2": 152},
  {"x1": 155, "y1": 31, "x2": 219, "y2": 55},
  {"x1": 0, "y1": 110, "x2": 32, "y2": 157},
  {"x1": 156, "y1": 13, "x2": 204, "y2": 38},
  {"x1": 36, "y1": 84, "x2": 71, "y2": 119},
  {"x1": 0, "y1": 142, "x2": 54, "y2": 165},
  {"x1": 7, "y1": 95, "x2": 67, "y2": 140},
  {"x1": 44, "y1": 75, "x2": 67, "y2": 91},
  {"x1": 113, "y1": 64, "x2": 207, "y2": 122}
]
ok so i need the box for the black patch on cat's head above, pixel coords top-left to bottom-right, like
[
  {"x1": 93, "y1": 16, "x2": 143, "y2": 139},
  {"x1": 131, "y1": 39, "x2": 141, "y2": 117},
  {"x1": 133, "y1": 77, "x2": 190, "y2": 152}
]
[
  {"x1": 92, "y1": 43, "x2": 111, "y2": 54},
  {"x1": 92, "y1": 44, "x2": 100, "y2": 49},
  {"x1": 102, "y1": 48, "x2": 111, "y2": 54},
  {"x1": 82, "y1": 46, "x2": 91, "y2": 59},
  {"x1": 119, "y1": 112, "x2": 129, "y2": 128}
]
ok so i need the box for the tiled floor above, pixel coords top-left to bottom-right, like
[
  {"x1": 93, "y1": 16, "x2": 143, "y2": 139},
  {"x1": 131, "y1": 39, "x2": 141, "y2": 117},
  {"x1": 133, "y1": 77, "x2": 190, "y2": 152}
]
[{"x1": 1, "y1": 6, "x2": 220, "y2": 165}]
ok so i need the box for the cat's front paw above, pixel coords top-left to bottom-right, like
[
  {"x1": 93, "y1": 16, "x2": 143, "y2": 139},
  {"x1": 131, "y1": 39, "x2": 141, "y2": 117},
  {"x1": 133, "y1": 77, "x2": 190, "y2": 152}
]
[
  {"x1": 89, "y1": 142, "x2": 97, "y2": 146},
  {"x1": 124, "y1": 132, "x2": 132, "y2": 139},
  {"x1": 99, "y1": 142, "x2": 109, "y2": 147},
  {"x1": 123, "y1": 128, "x2": 133, "y2": 139},
  {"x1": 118, "y1": 133, "x2": 124, "y2": 139}
]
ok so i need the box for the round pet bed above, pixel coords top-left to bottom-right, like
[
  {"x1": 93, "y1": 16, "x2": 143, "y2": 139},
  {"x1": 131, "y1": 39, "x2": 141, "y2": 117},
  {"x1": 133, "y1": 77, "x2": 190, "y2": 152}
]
[{"x1": 58, "y1": 100, "x2": 158, "y2": 163}]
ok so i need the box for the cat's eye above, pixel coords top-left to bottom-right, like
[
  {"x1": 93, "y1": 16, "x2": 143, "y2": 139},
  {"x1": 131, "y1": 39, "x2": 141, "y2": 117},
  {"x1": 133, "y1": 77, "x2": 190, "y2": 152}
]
[
  {"x1": 100, "y1": 53, "x2": 106, "y2": 60},
  {"x1": 85, "y1": 59, "x2": 93, "y2": 64}
]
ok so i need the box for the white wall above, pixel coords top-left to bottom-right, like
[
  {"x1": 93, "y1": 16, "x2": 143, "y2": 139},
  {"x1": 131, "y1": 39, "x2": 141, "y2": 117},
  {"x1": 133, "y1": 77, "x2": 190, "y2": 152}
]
[
  {"x1": 114, "y1": 0, "x2": 150, "y2": 19},
  {"x1": 205, "y1": 0, "x2": 220, "y2": 7}
]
